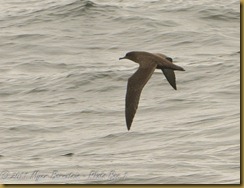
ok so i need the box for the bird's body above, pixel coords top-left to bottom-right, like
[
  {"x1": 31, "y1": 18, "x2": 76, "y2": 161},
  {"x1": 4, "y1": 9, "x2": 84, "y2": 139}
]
[{"x1": 119, "y1": 51, "x2": 185, "y2": 130}]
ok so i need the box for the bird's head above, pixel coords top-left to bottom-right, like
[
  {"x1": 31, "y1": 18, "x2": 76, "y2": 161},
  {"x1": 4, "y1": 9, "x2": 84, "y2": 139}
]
[{"x1": 119, "y1": 52, "x2": 138, "y2": 62}]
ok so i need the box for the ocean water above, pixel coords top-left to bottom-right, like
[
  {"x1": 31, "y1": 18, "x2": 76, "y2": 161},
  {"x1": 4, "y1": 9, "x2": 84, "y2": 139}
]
[{"x1": 0, "y1": 0, "x2": 240, "y2": 184}]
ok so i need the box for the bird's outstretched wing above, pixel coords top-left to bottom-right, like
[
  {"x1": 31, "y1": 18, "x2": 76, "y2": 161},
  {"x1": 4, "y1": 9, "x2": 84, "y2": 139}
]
[
  {"x1": 126, "y1": 64, "x2": 156, "y2": 130},
  {"x1": 162, "y1": 68, "x2": 177, "y2": 90},
  {"x1": 154, "y1": 53, "x2": 177, "y2": 90}
]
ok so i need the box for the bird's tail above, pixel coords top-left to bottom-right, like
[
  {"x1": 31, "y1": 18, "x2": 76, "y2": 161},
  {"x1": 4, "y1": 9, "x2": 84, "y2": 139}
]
[{"x1": 169, "y1": 63, "x2": 185, "y2": 71}]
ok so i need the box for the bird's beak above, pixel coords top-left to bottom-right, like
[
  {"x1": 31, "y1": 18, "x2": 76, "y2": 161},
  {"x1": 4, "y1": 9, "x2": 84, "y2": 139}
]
[{"x1": 119, "y1": 56, "x2": 126, "y2": 60}]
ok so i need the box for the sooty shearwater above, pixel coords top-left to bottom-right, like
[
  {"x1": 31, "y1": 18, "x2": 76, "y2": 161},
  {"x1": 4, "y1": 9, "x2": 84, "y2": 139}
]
[{"x1": 119, "y1": 51, "x2": 185, "y2": 131}]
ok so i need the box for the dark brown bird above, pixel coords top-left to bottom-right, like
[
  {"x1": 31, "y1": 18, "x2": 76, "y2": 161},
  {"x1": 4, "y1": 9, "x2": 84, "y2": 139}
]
[{"x1": 119, "y1": 51, "x2": 185, "y2": 131}]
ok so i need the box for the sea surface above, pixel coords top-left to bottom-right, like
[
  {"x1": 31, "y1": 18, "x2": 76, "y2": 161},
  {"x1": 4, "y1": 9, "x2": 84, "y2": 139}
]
[{"x1": 0, "y1": 0, "x2": 240, "y2": 184}]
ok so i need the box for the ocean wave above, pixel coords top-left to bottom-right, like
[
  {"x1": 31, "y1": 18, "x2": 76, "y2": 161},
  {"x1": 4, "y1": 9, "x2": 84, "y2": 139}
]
[
  {"x1": 11, "y1": 60, "x2": 68, "y2": 74},
  {"x1": 1, "y1": 0, "x2": 119, "y2": 28},
  {"x1": 198, "y1": 8, "x2": 239, "y2": 21},
  {"x1": 31, "y1": 0, "x2": 119, "y2": 19}
]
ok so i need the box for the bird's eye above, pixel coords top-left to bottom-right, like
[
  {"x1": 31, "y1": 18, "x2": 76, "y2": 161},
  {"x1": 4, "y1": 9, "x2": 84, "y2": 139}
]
[{"x1": 166, "y1": 57, "x2": 173, "y2": 62}]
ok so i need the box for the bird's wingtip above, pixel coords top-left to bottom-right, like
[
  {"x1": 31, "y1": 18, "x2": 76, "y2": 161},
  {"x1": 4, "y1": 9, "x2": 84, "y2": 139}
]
[{"x1": 127, "y1": 124, "x2": 131, "y2": 131}]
